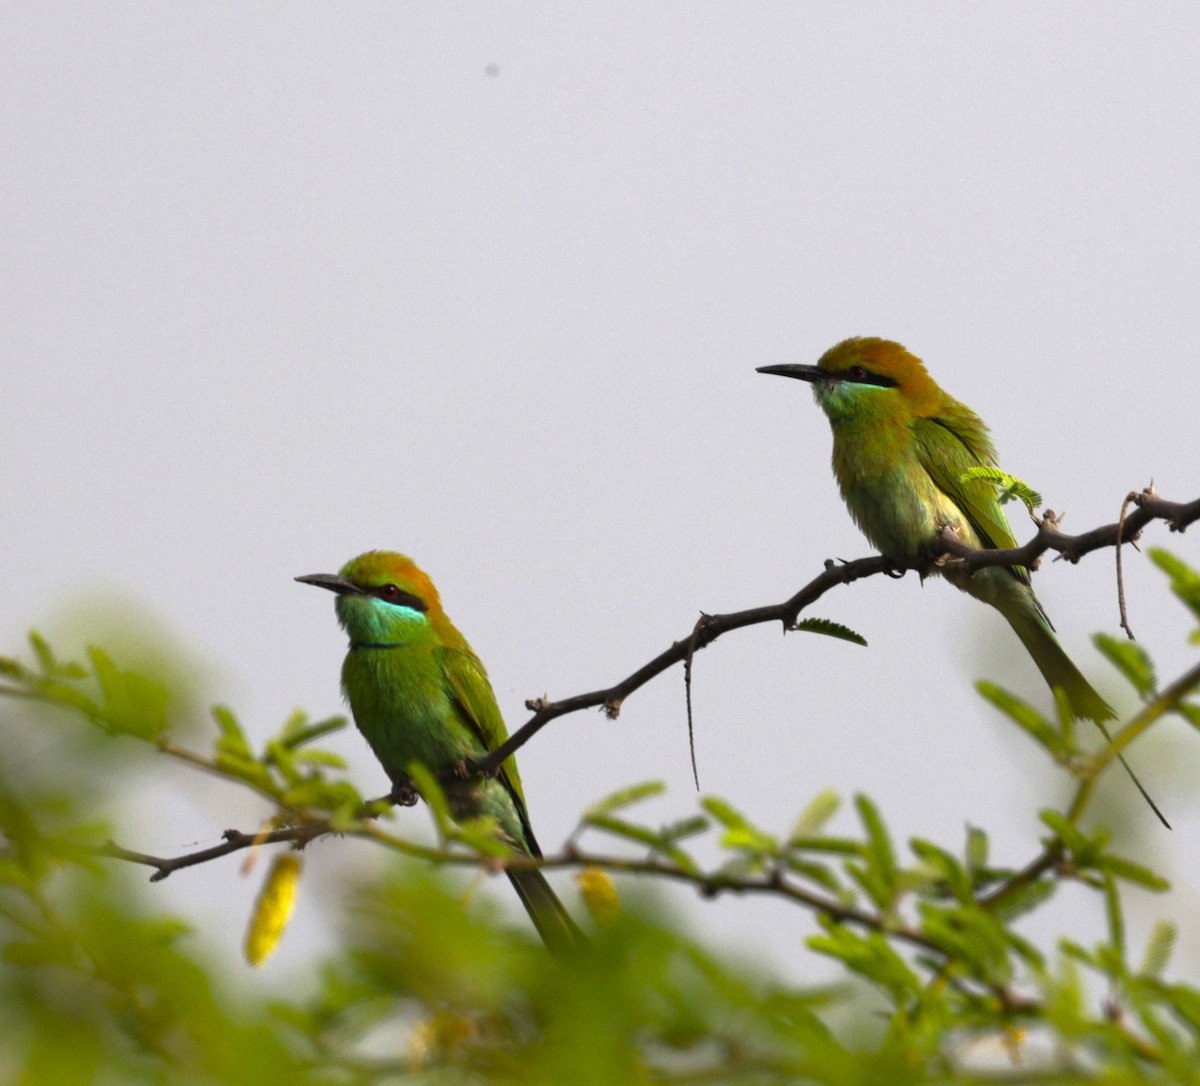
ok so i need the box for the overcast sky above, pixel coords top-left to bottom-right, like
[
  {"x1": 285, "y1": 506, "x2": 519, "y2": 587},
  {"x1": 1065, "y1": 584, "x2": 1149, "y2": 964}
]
[{"x1": 4, "y1": 5, "x2": 1199, "y2": 993}]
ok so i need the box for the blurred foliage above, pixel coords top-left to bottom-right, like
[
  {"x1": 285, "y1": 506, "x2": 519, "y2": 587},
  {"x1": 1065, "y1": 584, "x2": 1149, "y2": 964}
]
[{"x1": 2, "y1": 553, "x2": 1200, "y2": 1082}]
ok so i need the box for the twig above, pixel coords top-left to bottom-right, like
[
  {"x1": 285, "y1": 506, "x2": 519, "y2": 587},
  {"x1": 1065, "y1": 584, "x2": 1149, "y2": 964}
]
[
  {"x1": 684, "y1": 614, "x2": 705, "y2": 791},
  {"x1": 99, "y1": 825, "x2": 323, "y2": 882},
  {"x1": 1116, "y1": 489, "x2": 1141, "y2": 639}
]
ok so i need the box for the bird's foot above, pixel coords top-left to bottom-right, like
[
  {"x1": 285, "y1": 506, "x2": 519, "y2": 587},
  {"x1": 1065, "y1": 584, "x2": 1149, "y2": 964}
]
[{"x1": 388, "y1": 779, "x2": 419, "y2": 807}]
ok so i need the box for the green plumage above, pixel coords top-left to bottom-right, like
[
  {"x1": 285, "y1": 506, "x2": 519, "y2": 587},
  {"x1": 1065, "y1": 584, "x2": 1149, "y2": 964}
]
[
  {"x1": 298, "y1": 551, "x2": 583, "y2": 952},
  {"x1": 763, "y1": 337, "x2": 1113, "y2": 723},
  {"x1": 759, "y1": 338, "x2": 1165, "y2": 823}
]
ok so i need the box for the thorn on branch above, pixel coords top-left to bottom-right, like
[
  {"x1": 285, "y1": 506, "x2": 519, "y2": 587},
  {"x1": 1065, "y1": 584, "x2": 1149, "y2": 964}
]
[{"x1": 1041, "y1": 510, "x2": 1082, "y2": 564}]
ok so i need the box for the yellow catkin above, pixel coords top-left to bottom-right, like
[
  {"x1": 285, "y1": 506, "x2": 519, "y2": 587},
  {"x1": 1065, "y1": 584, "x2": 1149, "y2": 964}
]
[
  {"x1": 575, "y1": 866, "x2": 621, "y2": 927},
  {"x1": 244, "y1": 852, "x2": 302, "y2": 966}
]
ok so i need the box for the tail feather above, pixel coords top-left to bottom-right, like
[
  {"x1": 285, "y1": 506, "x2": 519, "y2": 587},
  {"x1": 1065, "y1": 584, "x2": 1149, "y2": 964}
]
[
  {"x1": 507, "y1": 867, "x2": 586, "y2": 955},
  {"x1": 998, "y1": 599, "x2": 1169, "y2": 828},
  {"x1": 1001, "y1": 604, "x2": 1115, "y2": 724}
]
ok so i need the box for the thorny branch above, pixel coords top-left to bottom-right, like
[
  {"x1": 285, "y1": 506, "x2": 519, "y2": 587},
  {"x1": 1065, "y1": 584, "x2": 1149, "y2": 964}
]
[
  {"x1": 105, "y1": 815, "x2": 1174, "y2": 1037},
  {"x1": 92, "y1": 815, "x2": 1038, "y2": 1014},
  {"x1": 472, "y1": 485, "x2": 1198, "y2": 775},
  {"x1": 100, "y1": 827, "x2": 324, "y2": 882}
]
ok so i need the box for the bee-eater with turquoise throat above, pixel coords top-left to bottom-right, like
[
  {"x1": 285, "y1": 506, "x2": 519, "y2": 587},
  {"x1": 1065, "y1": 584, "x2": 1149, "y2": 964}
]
[
  {"x1": 297, "y1": 551, "x2": 583, "y2": 951},
  {"x1": 758, "y1": 337, "x2": 1165, "y2": 824}
]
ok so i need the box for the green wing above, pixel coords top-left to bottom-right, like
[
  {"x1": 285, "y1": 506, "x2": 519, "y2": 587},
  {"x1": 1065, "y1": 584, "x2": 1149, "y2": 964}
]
[
  {"x1": 436, "y1": 645, "x2": 537, "y2": 848},
  {"x1": 913, "y1": 406, "x2": 1027, "y2": 582}
]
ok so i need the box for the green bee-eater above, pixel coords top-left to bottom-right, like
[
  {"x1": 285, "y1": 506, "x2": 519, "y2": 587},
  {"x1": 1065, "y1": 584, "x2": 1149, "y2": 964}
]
[
  {"x1": 297, "y1": 551, "x2": 583, "y2": 951},
  {"x1": 758, "y1": 337, "x2": 1165, "y2": 822}
]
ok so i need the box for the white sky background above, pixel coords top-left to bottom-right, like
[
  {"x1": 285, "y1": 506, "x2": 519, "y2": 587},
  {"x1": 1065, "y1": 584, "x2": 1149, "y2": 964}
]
[{"x1": 4, "y1": 5, "x2": 1200, "y2": 998}]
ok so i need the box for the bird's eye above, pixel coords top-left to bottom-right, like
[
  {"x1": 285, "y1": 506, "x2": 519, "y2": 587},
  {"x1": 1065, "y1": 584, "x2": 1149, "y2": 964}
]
[
  {"x1": 373, "y1": 583, "x2": 430, "y2": 612},
  {"x1": 848, "y1": 365, "x2": 868, "y2": 380}
]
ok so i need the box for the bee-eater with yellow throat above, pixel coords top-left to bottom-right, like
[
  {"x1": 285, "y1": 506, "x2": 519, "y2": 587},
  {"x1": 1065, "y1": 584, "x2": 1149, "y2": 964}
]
[
  {"x1": 758, "y1": 337, "x2": 1166, "y2": 824},
  {"x1": 297, "y1": 551, "x2": 583, "y2": 951}
]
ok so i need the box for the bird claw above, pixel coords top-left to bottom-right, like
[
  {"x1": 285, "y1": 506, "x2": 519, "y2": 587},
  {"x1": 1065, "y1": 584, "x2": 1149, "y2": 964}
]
[{"x1": 389, "y1": 779, "x2": 419, "y2": 807}]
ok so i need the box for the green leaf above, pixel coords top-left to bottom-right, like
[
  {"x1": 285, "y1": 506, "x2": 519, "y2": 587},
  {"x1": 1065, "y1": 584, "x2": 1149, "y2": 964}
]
[
  {"x1": 1100, "y1": 854, "x2": 1170, "y2": 892},
  {"x1": 844, "y1": 860, "x2": 892, "y2": 911},
  {"x1": 211, "y1": 705, "x2": 252, "y2": 759},
  {"x1": 33, "y1": 679, "x2": 102, "y2": 721},
  {"x1": 87, "y1": 646, "x2": 169, "y2": 740},
  {"x1": 807, "y1": 917, "x2": 919, "y2": 1000},
  {"x1": 658, "y1": 815, "x2": 710, "y2": 843},
  {"x1": 0, "y1": 655, "x2": 28, "y2": 680},
  {"x1": 585, "y1": 814, "x2": 700, "y2": 872},
  {"x1": 788, "y1": 618, "x2": 867, "y2": 646},
  {"x1": 977, "y1": 681, "x2": 1063, "y2": 753},
  {"x1": 213, "y1": 751, "x2": 276, "y2": 792},
  {"x1": 722, "y1": 826, "x2": 779, "y2": 853},
  {"x1": 1140, "y1": 921, "x2": 1176, "y2": 979},
  {"x1": 290, "y1": 749, "x2": 347, "y2": 769},
  {"x1": 448, "y1": 815, "x2": 509, "y2": 858},
  {"x1": 1150, "y1": 548, "x2": 1200, "y2": 625},
  {"x1": 1038, "y1": 810, "x2": 1090, "y2": 854},
  {"x1": 986, "y1": 876, "x2": 1056, "y2": 924},
  {"x1": 25, "y1": 632, "x2": 87, "y2": 679},
  {"x1": 1059, "y1": 937, "x2": 1098, "y2": 968},
  {"x1": 909, "y1": 838, "x2": 970, "y2": 900},
  {"x1": 584, "y1": 780, "x2": 665, "y2": 817},
  {"x1": 854, "y1": 794, "x2": 897, "y2": 900},
  {"x1": 960, "y1": 465, "x2": 1043, "y2": 511},
  {"x1": 1157, "y1": 981, "x2": 1200, "y2": 1032},
  {"x1": 701, "y1": 796, "x2": 752, "y2": 831},
  {"x1": 697, "y1": 797, "x2": 776, "y2": 851},
  {"x1": 965, "y1": 825, "x2": 988, "y2": 872},
  {"x1": 1002, "y1": 925, "x2": 1046, "y2": 970},
  {"x1": 786, "y1": 835, "x2": 863, "y2": 856},
  {"x1": 4, "y1": 940, "x2": 77, "y2": 969},
  {"x1": 1175, "y1": 701, "x2": 1200, "y2": 730},
  {"x1": 266, "y1": 740, "x2": 302, "y2": 787},
  {"x1": 1052, "y1": 687, "x2": 1075, "y2": 750},
  {"x1": 584, "y1": 814, "x2": 663, "y2": 849},
  {"x1": 791, "y1": 790, "x2": 841, "y2": 837},
  {"x1": 783, "y1": 857, "x2": 844, "y2": 895},
  {"x1": 1103, "y1": 871, "x2": 1125, "y2": 962},
  {"x1": 406, "y1": 762, "x2": 452, "y2": 839},
  {"x1": 1093, "y1": 633, "x2": 1156, "y2": 696},
  {"x1": 29, "y1": 630, "x2": 56, "y2": 675},
  {"x1": 280, "y1": 715, "x2": 346, "y2": 750},
  {"x1": 919, "y1": 903, "x2": 1012, "y2": 984}
]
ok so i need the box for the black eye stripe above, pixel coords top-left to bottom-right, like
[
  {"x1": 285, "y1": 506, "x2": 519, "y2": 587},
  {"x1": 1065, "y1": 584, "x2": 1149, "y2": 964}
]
[
  {"x1": 372, "y1": 584, "x2": 429, "y2": 612},
  {"x1": 842, "y1": 367, "x2": 897, "y2": 388}
]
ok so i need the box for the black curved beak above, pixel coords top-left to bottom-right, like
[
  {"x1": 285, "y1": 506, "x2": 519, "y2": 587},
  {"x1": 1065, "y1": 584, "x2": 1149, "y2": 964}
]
[
  {"x1": 755, "y1": 363, "x2": 824, "y2": 383},
  {"x1": 294, "y1": 573, "x2": 367, "y2": 596}
]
